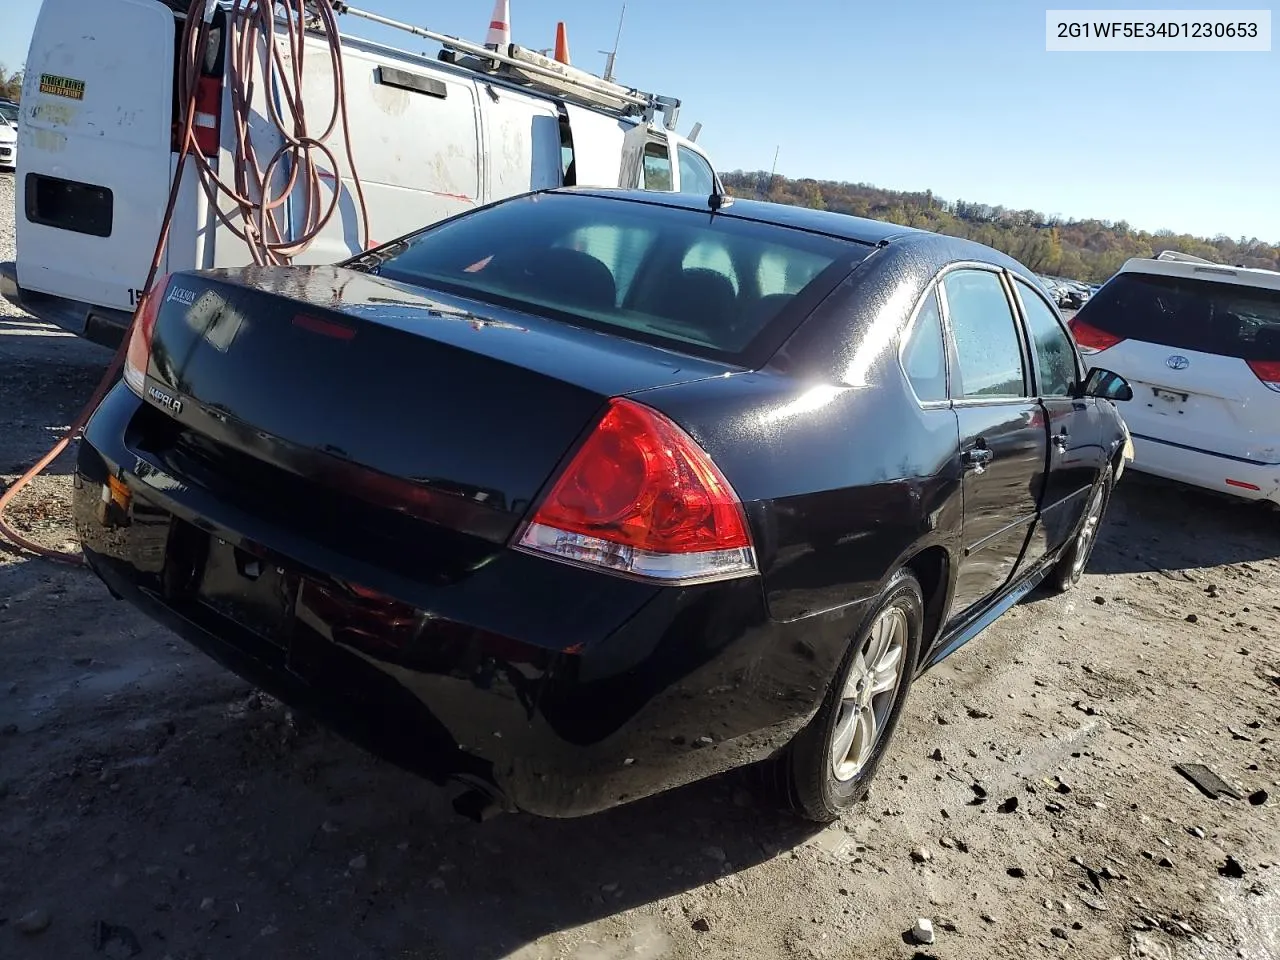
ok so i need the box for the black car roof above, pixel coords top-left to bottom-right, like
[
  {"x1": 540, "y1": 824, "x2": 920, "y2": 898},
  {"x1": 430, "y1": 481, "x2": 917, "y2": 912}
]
[{"x1": 555, "y1": 187, "x2": 923, "y2": 247}]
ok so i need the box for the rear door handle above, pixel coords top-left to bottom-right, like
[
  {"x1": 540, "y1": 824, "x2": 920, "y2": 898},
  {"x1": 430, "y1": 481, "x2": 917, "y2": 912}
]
[{"x1": 1052, "y1": 431, "x2": 1069, "y2": 450}]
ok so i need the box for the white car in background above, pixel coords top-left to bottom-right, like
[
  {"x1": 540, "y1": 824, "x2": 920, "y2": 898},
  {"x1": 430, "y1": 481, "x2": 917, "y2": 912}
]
[
  {"x1": 1068, "y1": 251, "x2": 1280, "y2": 506},
  {"x1": 0, "y1": 101, "x2": 17, "y2": 171}
]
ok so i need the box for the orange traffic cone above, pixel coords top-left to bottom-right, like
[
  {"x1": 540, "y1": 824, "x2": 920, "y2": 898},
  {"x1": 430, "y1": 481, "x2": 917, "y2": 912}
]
[
  {"x1": 554, "y1": 22, "x2": 571, "y2": 64},
  {"x1": 485, "y1": 0, "x2": 511, "y2": 50}
]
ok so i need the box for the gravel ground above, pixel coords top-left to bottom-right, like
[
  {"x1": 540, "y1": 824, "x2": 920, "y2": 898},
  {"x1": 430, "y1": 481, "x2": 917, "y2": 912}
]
[{"x1": 1, "y1": 168, "x2": 1279, "y2": 960}]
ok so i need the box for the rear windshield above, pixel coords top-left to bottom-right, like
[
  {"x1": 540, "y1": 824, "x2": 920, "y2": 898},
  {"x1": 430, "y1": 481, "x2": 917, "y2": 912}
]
[
  {"x1": 359, "y1": 192, "x2": 867, "y2": 363},
  {"x1": 1080, "y1": 271, "x2": 1280, "y2": 360}
]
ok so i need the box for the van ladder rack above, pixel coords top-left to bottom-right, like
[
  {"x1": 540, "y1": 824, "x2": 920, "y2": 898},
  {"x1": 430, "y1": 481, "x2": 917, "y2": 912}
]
[{"x1": 325, "y1": 2, "x2": 681, "y2": 129}]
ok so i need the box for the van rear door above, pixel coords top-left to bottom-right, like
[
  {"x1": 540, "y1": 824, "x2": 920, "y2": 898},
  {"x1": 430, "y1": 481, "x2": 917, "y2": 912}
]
[{"x1": 16, "y1": 0, "x2": 178, "y2": 314}]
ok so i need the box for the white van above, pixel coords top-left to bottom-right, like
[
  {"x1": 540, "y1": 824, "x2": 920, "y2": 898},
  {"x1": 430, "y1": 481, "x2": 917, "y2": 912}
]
[{"x1": 0, "y1": 0, "x2": 720, "y2": 347}]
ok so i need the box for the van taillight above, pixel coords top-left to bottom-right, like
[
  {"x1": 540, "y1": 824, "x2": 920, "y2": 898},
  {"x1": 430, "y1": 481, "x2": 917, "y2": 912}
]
[
  {"x1": 123, "y1": 274, "x2": 172, "y2": 397},
  {"x1": 515, "y1": 398, "x2": 757, "y2": 585},
  {"x1": 192, "y1": 75, "x2": 222, "y2": 157},
  {"x1": 1067, "y1": 317, "x2": 1124, "y2": 354},
  {"x1": 1246, "y1": 360, "x2": 1280, "y2": 393}
]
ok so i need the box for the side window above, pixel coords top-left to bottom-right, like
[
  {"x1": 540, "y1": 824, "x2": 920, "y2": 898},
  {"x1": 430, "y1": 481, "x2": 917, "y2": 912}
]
[
  {"x1": 1016, "y1": 279, "x2": 1079, "y2": 397},
  {"x1": 941, "y1": 269, "x2": 1028, "y2": 399},
  {"x1": 682, "y1": 239, "x2": 740, "y2": 294},
  {"x1": 901, "y1": 288, "x2": 948, "y2": 402},
  {"x1": 641, "y1": 141, "x2": 673, "y2": 192},
  {"x1": 677, "y1": 145, "x2": 716, "y2": 196}
]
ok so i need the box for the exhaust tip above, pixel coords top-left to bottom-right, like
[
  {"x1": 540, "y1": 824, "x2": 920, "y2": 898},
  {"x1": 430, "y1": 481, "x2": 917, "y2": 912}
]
[{"x1": 452, "y1": 787, "x2": 506, "y2": 823}]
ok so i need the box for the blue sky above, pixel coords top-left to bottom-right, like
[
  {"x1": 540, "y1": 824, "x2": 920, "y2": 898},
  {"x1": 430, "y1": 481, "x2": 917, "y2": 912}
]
[{"x1": 2, "y1": 0, "x2": 1277, "y2": 241}]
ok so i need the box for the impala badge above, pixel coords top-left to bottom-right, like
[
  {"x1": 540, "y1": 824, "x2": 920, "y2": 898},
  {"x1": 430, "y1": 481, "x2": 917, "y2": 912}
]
[
  {"x1": 1166, "y1": 355, "x2": 1190, "y2": 371},
  {"x1": 147, "y1": 384, "x2": 183, "y2": 415}
]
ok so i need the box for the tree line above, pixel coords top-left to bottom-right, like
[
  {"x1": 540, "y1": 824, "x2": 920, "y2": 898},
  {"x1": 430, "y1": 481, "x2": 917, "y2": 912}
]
[
  {"x1": 0, "y1": 64, "x2": 21, "y2": 102},
  {"x1": 720, "y1": 170, "x2": 1279, "y2": 282}
]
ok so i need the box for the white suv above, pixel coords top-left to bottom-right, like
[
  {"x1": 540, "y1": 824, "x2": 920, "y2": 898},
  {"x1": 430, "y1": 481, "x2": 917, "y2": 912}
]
[{"x1": 1068, "y1": 251, "x2": 1280, "y2": 506}]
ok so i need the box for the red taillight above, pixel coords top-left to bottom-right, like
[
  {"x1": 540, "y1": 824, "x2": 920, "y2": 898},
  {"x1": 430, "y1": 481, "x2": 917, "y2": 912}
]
[
  {"x1": 122, "y1": 274, "x2": 172, "y2": 397},
  {"x1": 1246, "y1": 359, "x2": 1280, "y2": 393},
  {"x1": 192, "y1": 75, "x2": 222, "y2": 157},
  {"x1": 1067, "y1": 317, "x2": 1124, "y2": 354},
  {"x1": 516, "y1": 397, "x2": 756, "y2": 584}
]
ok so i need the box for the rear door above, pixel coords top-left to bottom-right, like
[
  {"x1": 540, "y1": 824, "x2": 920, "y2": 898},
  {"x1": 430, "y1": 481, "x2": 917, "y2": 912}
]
[
  {"x1": 1011, "y1": 275, "x2": 1105, "y2": 560},
  {"x1": 1070, "y1": 269, "x2": 1280, "y2": 462},
  {"x1": 16, "y1": 0, "x2": 178, "y2": 311},
  {"x1": 940, "y1": 266, "x2": 1049, "y2": 619}
]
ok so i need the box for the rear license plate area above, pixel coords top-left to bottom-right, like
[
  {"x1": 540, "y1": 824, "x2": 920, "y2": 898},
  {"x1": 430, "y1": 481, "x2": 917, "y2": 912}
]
[
  {"x1": 1149, "y1": 386, "x2": 1189, "y2": 414},
  {"x1": 195, "y1": 537, "x2": 298, "y2": 650}
]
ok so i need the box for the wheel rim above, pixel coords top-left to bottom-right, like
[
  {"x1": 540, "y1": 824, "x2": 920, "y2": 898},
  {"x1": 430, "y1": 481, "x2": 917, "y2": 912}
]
[
  {"x1": 1071, "y1": 482, "x2": 1107, "y2": 578},
  {"x1": 831, "y1": 605, "x2": 907, "y2": 782}
]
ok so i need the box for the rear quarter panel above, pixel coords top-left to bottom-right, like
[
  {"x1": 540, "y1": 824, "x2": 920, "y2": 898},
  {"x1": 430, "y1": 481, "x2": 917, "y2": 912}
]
[{"x1": 632, "y1": 246, "x2": 965, "y2": 679}]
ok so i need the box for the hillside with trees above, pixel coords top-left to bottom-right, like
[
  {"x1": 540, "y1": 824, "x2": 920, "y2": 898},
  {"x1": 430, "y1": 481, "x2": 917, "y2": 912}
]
[
  {"x1": 721, "y1": 171, "x2": 1280, "y2": 282},
  {"x1": 0, "y1": 64, "x2": 21, "y2": 102}
]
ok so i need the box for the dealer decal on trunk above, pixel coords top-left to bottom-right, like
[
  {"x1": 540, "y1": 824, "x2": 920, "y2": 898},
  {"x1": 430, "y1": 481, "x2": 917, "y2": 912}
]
[{"x1": 38, "y1": 74, "x2": 86, "y2": 101}]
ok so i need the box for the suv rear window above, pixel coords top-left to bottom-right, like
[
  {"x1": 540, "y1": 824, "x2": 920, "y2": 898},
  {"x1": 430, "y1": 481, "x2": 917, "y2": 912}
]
[
  {"x1": 1080, "y1": 271, "x2": 1280, "y2": 360},
  {"x1": 359, "y1": 192, "x2": 867, "y2": 364}
]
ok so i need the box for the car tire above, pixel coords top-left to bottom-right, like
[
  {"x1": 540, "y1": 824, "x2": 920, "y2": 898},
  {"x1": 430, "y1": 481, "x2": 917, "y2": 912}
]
[
  {"x1": 1046, "y1": 468, "x2": 1114, "y2": 594},
  {"x1": 778, "y1": 567, "x2": 924, "y2": 823}
]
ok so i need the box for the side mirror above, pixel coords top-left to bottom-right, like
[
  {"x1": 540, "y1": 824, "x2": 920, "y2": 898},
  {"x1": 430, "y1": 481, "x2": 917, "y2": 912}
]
[{"x1": 1077, "y1": 367, "x2": 1133, "y2": 402}]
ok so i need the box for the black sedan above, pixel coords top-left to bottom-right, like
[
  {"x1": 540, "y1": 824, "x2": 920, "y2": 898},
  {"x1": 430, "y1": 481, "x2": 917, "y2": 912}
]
[{"x1": 74, "y1": 188, "x2": 1134, "y2": 822}]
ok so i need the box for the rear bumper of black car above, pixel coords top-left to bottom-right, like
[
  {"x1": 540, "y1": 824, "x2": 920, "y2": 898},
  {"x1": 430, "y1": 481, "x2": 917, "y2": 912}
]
[{"x1": 74, "y1": 385, "x2": 840, "y2": 817}]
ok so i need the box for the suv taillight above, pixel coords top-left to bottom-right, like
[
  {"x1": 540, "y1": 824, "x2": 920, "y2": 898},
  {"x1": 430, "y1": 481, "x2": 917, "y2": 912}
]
[
  {"x1": 1067, "y1": 317, "x2": 1124, "y2": 354},
  {"x1": 122, "y1": 274, "x2": 171, "y2": 397},
  {"x1": 1247, "y1": 360, "x2": 1280, "y2": 393},
  {"x1": 515, "y1": 398, "x2": 757, "y2": 584}
]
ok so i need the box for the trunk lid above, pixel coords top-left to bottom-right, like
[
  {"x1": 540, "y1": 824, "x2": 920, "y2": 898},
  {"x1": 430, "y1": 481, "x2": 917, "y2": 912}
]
[{"x1": 137, "y1": 264, "x2": 740, "y2": 557}]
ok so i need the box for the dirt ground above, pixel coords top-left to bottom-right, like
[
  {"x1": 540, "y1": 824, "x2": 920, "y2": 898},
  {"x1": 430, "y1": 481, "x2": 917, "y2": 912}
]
[{"x1": 1, "y1": 169, "x2": 1278, "y2": 960}]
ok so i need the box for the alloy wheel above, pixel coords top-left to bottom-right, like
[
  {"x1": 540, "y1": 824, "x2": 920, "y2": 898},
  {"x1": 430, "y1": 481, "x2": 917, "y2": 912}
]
[
  {"x1": 831, "y1": 605, "x2": 907, "y2": 782},
  {"x1": 1072, "y1": 482, "x2": 1107, "y2": 579}
]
